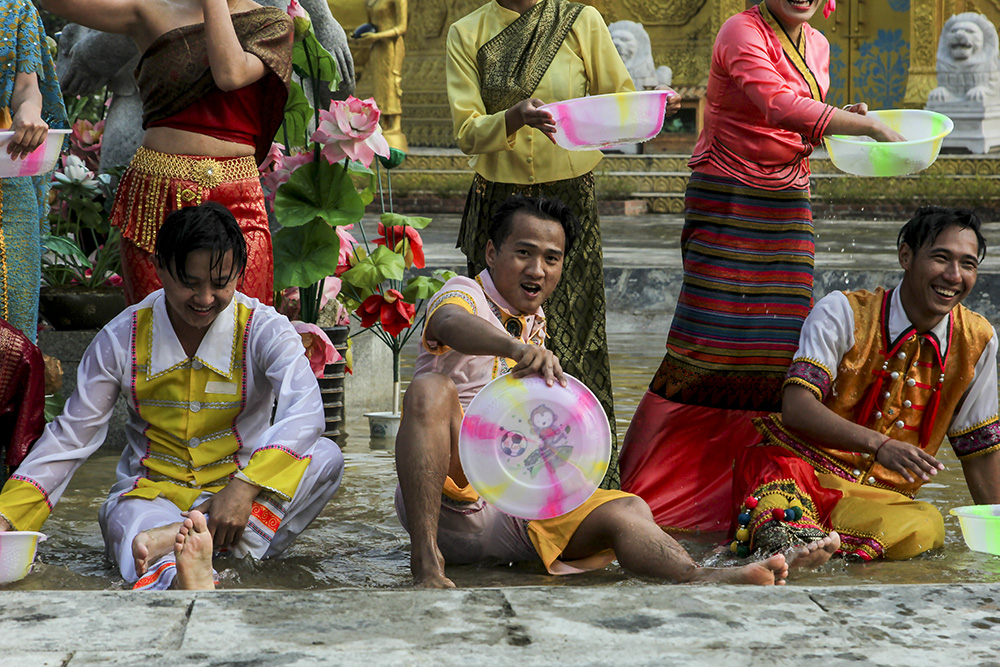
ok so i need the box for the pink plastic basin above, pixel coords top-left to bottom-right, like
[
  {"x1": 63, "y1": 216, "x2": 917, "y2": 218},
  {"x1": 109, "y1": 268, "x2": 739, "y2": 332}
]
[
  {"x1": 0, "y1": 129, "x2": 69, "y2": 178},
  {"x1": 541, "y1": 90, "x2": 672, "y2": 151}
]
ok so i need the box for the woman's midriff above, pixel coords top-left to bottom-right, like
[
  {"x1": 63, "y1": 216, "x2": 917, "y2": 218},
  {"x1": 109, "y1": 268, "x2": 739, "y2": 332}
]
[{"x1": 141, "y1": 127, "x2": 256, "y2": 159}]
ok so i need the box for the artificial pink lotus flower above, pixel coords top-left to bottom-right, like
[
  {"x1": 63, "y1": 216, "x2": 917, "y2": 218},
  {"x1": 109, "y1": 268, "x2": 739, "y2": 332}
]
[
  {"x1": 293, "y1": 321, "x2": 341, "y2": 377},
  {"x1": 286, "y1": 0, "x2": 311, "y2": 40},
  {"x1": 373, "y1": 222, "x2": 425, "y2": 269},
  {"x1": 312, "y1": 97, "x2": 390, "y2": 168},
  {"x1": 69, "y1": 119, "x2": 104, "y2": 172},
  {"x1": 259, "y1": 141, "x2": 284, "y2": 174},
  {"x1": 335, "y1": 225, "x2": 360, "y2": 276},
  {"x1": 259, "y1": 143, "x2": 314, "y2": 207},
  {"x1": 357, "y1": 289, "x2": 415, "y2": 338}
]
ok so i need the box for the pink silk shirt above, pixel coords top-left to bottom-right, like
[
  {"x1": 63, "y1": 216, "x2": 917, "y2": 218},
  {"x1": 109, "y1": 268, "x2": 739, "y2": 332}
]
[{"x1": 689, "y1": 5, "x2": 835, "y2": 191}]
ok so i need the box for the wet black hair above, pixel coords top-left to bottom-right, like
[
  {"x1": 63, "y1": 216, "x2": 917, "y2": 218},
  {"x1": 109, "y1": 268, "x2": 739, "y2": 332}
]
[
  {"x1": 155, "y1": 202, "x2": 248, "y2": 284},
  {"x1": 487, "y1": 194, "x2": 581, "y2": 254},
  {"x1": 897, "y1": 206, "x2": 987, "y2": 262}
]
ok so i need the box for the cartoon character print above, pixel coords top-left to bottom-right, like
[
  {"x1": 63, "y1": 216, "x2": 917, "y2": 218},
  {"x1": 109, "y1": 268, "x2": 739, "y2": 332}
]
[{"x1": 522, "y1": 404, "x2": 574, "y2": 477}]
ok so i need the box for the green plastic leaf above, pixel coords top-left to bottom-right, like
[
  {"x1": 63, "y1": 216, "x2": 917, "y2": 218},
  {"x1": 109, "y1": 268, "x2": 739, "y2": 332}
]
[
  {"x1": 44, "y1": 392, "x2": 66, "y2": 422},
  {"x1": 282, "y1": 82, "x2": 313, "y2": 148},
  {"x1": 434, "y1": 269, "x2": 459, "y2": 282},
  {"x1": 293, "y1": 26, "x2": 340, "y2": 87},
  {"x1": 380, "y1": 212, "x2": 432, "y2": 229},
  {"x1": 340, "y1": 245, "x2": 405, "y2": 290},
  {"x1": 42, "y1": 234, "x2": 91, "y2": 264},
  {"x1": 402, "y1": 275, "x2": 444, "y2": 302},
  {"x1": 274, "y1": 160, "x2": 365, "y2": 228},
  {"x1": 272, "y1": 218, "x2": 343, "y2": 289},
  {"x1": 347, "y1": 161, "x2": 375, "y2": 176}
]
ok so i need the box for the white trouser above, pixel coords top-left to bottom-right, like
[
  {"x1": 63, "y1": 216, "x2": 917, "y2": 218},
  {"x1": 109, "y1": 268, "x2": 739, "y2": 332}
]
[{"x1": 98, "y1": 438, "x2": 344, "y2": 589}]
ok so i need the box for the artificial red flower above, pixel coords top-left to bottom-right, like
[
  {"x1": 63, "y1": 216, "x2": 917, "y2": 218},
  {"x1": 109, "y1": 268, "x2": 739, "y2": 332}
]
[
  {"x1": 357, "y1": 289, "x2": 415, "y2": 337},
  {"x1": 373, "y1": 222, "x2": 425, "y2": 268}
]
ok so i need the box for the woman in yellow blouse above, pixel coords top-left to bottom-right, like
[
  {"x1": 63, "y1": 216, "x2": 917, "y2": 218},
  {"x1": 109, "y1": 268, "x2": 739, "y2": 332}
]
[{"x1": 447, "y1": 0, "x2": 673, "y2": 486}]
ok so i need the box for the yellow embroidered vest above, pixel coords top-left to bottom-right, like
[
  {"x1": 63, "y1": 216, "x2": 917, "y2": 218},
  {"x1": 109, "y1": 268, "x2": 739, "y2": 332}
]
[
  {"x1": 122, "y1": 301, "x2": 253, "y2": 509},
  {"x1": 760, "y1": 288, "x2": 994, "y2": 497}
]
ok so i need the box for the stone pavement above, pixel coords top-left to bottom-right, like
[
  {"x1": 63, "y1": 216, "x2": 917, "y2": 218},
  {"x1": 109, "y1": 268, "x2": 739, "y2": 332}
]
[{"x1": 3, "y1": 584, "x2": 1000, "y2": 665}]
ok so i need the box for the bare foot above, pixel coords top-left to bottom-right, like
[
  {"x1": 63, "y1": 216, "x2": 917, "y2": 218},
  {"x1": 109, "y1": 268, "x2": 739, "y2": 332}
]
[
  {"x1": 411, "y1": 543, "x2": 455, "y2": 589},
  {"x1": 173, "y1": 510, "x2": 215, "y2": 591},
  {"x1": 694, "y1": 553, "x2": 789, "y2": 586},
  {"x1": 132, "y1": 521, "x2": 183, "y2": 576},
  {"x1": 786, "y1": 531, "x2": 841, "y2": 571}
]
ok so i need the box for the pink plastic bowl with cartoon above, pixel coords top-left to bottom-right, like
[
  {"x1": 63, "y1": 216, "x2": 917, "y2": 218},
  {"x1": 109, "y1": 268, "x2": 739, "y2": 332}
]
[
  {"x1": 540, "y1": 90, "x2": 673, "y2": 151},
  {"x1": 458, "y1": 373, "x2": 612, "y2": 520},
  {"x1": 0, "y1": 129, "x2": 69, "y2": 178}
]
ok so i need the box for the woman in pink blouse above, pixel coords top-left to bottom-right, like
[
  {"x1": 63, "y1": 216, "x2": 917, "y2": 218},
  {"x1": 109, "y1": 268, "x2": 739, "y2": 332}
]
[{"x1": 620, "y1": 0, "x2": 905, "y2": 533}]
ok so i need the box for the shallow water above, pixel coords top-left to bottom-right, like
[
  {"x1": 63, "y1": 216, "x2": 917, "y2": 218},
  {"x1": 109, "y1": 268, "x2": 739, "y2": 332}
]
[{"x1": 6, "y1": 333, "x2": 1000, "y2": 590}]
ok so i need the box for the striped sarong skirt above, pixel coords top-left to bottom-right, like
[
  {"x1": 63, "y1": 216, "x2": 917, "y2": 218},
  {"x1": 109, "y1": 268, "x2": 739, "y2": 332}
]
[{"x1": 650, "y1": 172, "x2": 814, "y2": 411}]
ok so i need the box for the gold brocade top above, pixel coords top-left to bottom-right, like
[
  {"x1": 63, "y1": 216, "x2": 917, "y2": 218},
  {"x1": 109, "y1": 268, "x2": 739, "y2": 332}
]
[
  {"x1": 136, "y1": 7, "x2": 292, "y2": 165},
  {"x1": 446, "y1": 0, "x2": 633, "y2": 186},
  {"x1": 756, "y1": 287, "x2": 999, "y2": 497}
]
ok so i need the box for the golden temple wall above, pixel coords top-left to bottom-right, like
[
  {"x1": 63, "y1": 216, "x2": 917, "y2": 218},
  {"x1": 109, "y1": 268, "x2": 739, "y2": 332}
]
[{"x1": 331, "y1": 0, "x2": 990, "y2": 148}]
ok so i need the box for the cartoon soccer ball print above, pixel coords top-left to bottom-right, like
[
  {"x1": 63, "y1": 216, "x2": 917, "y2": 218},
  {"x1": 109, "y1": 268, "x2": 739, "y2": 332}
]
[{"x1": 499, "y1": 430, "x2": 527, "y2": 457}]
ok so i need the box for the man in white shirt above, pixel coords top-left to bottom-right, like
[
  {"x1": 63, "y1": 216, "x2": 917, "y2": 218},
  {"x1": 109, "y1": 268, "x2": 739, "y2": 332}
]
[
  {"x1": 0, "y1": 202, "x2": 344, "y2": 589},
  {"x1": 731, "y1": 206, "x2": 1000, "y2": 562}
]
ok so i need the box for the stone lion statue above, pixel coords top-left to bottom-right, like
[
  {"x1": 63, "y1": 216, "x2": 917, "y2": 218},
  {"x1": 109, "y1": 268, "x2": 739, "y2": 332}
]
[
  {"x1": 928, "y1": 12, "x2": 1000, "y2": 104},
  {"x1": 609, "y1": 20, "x2": 671, "y2": 89}
]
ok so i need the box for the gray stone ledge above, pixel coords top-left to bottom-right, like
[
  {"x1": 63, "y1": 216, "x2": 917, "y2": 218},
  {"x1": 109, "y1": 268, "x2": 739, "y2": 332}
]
[{"x1": 0, "y1": 584, "x2": 998, "y2": 664}]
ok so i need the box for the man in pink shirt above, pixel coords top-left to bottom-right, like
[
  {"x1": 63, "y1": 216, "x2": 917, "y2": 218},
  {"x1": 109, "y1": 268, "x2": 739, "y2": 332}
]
[{"x1": 393, "y1": 194, "x2": 834, "y2": 589}]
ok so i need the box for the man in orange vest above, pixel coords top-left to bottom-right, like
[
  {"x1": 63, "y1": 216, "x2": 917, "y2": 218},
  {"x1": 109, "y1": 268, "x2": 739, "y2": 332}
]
[{"x1": 732, "y1": 206, "x2": 1000, "y2": 562}]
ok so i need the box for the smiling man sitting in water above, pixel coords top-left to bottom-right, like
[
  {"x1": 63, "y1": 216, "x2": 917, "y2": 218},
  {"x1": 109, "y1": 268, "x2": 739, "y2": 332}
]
[
  {"x1": 731, "y1": 206, "x2": 1000, "y2": 563},
  {"x1": 395, "y1": 194, "x2": 841, "y2": 588},
  {"x1": 0, "y1": 202, "x2": 344, "y2": 590}
]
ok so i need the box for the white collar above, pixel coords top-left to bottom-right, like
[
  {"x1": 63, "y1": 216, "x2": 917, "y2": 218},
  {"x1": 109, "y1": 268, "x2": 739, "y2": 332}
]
[
  {"x1": 148, "y1": 292, "x2": 238, "y2": 378},
  {"x1": 888, "y1": 285, "x2": 950, "y2": 360}
]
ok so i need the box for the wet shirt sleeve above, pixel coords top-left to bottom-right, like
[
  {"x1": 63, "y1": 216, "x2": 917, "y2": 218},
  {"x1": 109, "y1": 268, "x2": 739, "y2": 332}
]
[
  {"x1": 948, "y1": 327, "x2": 1000, "y2": 459},
  {"x1": 0, "y1": 325, "x2": 127, "y2": 531},
  {"x1": 234, "y1": 310, "x2": 322, "y2": 501},
  {"x1": 421, "y1": 277, "x2": 487, "y2": 355},
  {"x1": 783, "y1": 292, "x2": 855, "y2": 402}
]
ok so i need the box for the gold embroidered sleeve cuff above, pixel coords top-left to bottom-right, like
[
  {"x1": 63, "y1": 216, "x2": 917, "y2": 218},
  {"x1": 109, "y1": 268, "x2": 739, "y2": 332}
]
[
  {"x1": 0, "y1": 476, "x2": 52, "y2": 532},
  {"x1": 950, "y1": 418, "x2": 1000, "y2": 459},
  {"x1": 240, "y1": 446, "x2": 311, "y2": 501}
]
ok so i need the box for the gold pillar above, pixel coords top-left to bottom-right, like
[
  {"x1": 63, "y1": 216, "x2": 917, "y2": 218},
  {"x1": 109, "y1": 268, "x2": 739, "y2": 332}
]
[{"x1": 904, "y1": 0, "x2": 944, "y2": 106}]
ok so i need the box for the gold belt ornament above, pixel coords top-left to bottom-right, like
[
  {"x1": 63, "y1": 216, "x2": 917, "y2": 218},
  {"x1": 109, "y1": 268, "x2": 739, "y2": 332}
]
[
  {"x1": 112, "y1": 147, "x2": 259, "y2": 253},
  {"x1": 129, "y1": 147, "x2": 258, "y2": 188}
]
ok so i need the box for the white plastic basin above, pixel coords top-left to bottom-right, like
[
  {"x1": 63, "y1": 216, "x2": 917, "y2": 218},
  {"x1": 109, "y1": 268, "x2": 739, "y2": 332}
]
[
  {"x1": 0, "y1": 531, "x2": 46, "y2": 584},
  {"x1": 541, "y1": 90, "x2": 672, "y2": 151},
  {"x1": 0, "y1": 129, "x2": 69, "y2": 178},
  {"x1": 824, "y1": 109, "x2": 953, "y2": 177},
  {"x1": 950, "y1": 504, "x2": 1000, "y2": 556}
]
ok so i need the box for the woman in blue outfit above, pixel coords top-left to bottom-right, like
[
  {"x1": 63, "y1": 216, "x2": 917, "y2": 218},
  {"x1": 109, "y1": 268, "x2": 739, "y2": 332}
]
[{"x1": 0, "y1": 0, "x2": 68, "y2": 341}]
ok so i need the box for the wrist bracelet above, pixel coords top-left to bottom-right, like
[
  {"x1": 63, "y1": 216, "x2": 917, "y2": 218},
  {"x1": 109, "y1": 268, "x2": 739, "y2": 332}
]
[{"x1": 873, "y1": 435, "x2": 890, "y2": 460}]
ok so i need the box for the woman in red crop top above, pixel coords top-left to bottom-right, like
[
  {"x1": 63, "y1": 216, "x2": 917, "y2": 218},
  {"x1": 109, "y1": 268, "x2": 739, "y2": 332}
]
[{"x1": 40, "y1": 0, "x2": 293, "y2": 305}]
